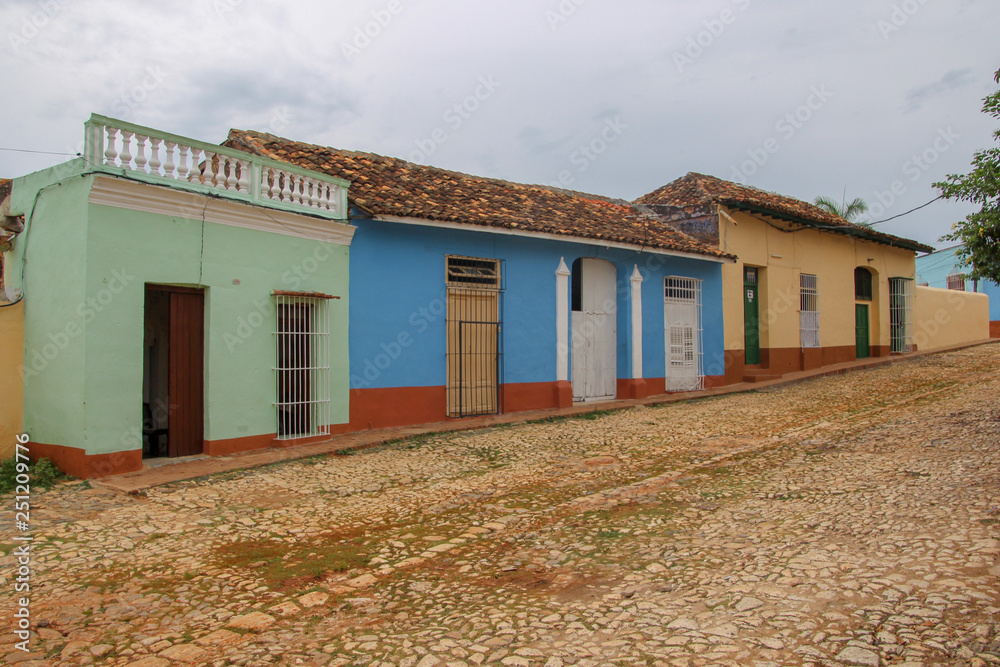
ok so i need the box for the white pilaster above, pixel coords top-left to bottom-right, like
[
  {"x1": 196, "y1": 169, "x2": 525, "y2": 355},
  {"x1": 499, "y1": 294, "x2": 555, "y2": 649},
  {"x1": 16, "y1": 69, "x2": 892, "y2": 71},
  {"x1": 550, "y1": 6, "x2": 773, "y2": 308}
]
[
  {"x1": 630, "y1": 264, "x2": 643, "y2": 379},
  {"x1": 556, "y1": 257, "x2": 571, "y2": 382}
]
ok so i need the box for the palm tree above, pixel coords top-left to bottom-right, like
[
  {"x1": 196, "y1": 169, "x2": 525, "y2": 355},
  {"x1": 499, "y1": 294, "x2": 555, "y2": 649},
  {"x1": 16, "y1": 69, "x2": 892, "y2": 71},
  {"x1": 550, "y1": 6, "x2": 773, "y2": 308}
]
[{"x1": 813, "y1": 194, "x2": 870, "y2": 226}]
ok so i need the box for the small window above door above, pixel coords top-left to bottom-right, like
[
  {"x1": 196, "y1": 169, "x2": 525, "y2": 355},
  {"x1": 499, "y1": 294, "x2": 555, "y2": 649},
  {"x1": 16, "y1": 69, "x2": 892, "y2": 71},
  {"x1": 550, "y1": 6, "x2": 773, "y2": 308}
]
[
  {"x1": 854, "y1": 267, "x2": 873, "y2": 301},
  {"x1": 446, "y1": 255, "x2": 501, "y2": 288}
]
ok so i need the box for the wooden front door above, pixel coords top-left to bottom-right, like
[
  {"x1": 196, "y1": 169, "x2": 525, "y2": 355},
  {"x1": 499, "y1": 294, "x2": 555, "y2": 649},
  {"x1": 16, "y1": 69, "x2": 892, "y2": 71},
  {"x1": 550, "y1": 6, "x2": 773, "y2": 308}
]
[
  {"x1": 744, "y1": 267, "x2": 760, "y2": 365},
  {"x1": 571, "y1": 258, "x2": 617, "y2": 401},
  {"x1": 855, "y1": 303, "x2": 870, "y2": 359},
  {"x1": 167, "y1": 288, "x2": 205, "y2": 457}
]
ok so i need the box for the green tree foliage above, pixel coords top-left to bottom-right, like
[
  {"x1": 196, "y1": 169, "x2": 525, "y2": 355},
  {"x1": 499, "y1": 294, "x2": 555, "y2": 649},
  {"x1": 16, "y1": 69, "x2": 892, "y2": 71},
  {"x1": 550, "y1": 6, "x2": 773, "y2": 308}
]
[
  {"x1": 935, "y1": 68, "x2": 1000, "y2": 283},
  {"x1": 813, "y1": 195, "x2": 870, "y2": 225}
]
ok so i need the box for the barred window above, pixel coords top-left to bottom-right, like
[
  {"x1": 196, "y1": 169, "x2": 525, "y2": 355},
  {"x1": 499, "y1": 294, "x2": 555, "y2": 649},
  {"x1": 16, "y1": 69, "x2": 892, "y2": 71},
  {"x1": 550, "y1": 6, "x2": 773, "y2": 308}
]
[
  {"x1": 446, "y1": 255, "x2": 501, "y2": 288},
  {"x1": 946, "y1": 273, "x2": 965, "y2": 291},
  {"x1": 800, "y1": 274, "x2": 819, "y2": 348},
  {"x1": 274, "y1": 292, "x2": 333, "y2": 440},
  {"x1": 889, "y1": 278, "x2": 914, "y2": 353},
  {"x1": 664, "y1": 277, "x2": 704, "y2": 392}
]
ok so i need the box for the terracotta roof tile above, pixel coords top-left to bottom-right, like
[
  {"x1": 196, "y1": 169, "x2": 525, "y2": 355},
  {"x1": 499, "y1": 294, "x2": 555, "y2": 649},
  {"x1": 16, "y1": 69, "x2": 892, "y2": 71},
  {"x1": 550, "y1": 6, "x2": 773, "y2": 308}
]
[
  {"x1": 224, "y1": 131, "x2": 733, "y2": 260},
  {"x1": 636, "y1": 172, "x2": 933, "y2": 253}
]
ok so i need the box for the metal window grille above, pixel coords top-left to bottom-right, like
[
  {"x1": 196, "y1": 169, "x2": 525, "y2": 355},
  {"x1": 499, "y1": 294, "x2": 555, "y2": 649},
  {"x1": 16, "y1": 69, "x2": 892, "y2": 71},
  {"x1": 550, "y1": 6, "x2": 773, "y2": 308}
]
[
  {"x1": 800, "y1": 273, "x2": 820, "y2": 348},
  {"x1": 446, "y1": 256, "x2": 504, "y2": 418},
  {"x1": 274, "y1": 294, "x2": 332, "y2": 440},
  {"x1": 946, "y1": 273, "x2": 966, "y2": 291},
  {"x1": 446, "y1": 255, "x2": 502, "y2": 288},
  {"x1": 889, "y1": 277, "x2": 914, "y2": 353},
  {"x1": 664, "y1": 276, "x2": 704, "y2": 391}
]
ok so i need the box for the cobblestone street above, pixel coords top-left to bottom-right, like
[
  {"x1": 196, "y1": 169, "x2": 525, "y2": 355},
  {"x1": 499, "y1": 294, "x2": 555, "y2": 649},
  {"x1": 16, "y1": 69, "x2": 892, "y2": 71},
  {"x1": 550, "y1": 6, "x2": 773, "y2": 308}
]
[{"x1": 3, "y1": 344, "x2": 999, "y2": 667}]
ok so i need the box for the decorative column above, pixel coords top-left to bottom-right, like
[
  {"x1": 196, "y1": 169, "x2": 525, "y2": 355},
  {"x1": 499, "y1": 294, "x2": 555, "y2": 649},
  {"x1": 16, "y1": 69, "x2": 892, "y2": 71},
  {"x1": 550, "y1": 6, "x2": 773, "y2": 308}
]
[
  {"x1": 555, "y1": 258, "x2": 573, "y2": 407},
  {"x1": 631, "y1": 264, "x2": 643, "y2": 379},
  {"x1": 626, "y1": 264, "x2": 648, "y2": 399}
]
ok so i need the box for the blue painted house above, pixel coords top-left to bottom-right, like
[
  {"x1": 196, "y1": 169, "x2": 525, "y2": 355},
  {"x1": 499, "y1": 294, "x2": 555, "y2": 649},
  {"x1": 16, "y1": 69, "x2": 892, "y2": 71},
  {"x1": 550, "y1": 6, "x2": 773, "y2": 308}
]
[
  {"x1": 227, "y1": 131, "x2": 734, "y2": 432},
  {"x1": 917, "y1": 245, "x2": 1000, "y2": 338}
]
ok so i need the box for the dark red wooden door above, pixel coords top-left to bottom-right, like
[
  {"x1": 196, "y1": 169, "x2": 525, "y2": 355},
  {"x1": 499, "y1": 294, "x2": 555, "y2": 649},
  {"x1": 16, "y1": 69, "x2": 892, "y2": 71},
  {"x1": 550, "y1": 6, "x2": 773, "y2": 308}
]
[{"x1": 168, "y1": 290, "x2": 204, "y2": 457}]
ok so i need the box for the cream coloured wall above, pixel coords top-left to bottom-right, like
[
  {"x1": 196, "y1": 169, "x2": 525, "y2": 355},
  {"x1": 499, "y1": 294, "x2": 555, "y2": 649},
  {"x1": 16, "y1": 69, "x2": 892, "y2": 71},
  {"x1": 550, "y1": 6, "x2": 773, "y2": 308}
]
[
  {"x1": 913, "y1": 286, "x2": 989, "y2": 351},
  {"x1": 0, "y1": 301, "x2": 24, "y2": 459},
  {"x1": 719, "y1": 207, "x2": 917, "y2": 354}
]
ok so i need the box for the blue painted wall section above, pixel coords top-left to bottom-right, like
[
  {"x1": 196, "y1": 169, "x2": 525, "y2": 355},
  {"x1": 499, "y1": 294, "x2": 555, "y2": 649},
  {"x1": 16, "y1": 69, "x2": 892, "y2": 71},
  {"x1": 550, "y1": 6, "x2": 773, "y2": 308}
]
[
  {"x1": 348, "y1": 216, "x2": 726, "y2": 390},
  {"x1": 917, "y1": 246, "x2": 1000, "y2": 320}
]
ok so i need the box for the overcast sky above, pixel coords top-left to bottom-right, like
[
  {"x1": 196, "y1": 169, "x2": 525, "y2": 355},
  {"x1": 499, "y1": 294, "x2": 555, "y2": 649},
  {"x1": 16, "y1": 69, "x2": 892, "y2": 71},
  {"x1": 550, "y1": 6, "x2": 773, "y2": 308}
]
[{"x1": 2, "y1": 0, "x2": 998, "y2": 249}]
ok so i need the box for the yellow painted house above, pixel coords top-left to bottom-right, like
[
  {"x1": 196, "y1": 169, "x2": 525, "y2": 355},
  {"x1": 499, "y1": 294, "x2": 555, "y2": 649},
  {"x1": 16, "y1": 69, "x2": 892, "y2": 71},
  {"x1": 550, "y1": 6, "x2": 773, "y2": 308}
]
[{"x1": 636, "y1": 173, "x2": 937, "y2": 384}]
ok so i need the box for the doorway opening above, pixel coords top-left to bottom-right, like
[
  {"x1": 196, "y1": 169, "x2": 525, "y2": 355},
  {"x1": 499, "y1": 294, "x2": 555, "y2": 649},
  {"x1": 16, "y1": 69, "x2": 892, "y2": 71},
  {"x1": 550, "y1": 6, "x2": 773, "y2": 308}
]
[
  {"x1": 142, "y1": 285, "x2": 205, "y2": 458},
  {"x1": 744, "y1": 266, "x2": 760, "y2": 365},
  {"x1": 445, "y1": 256, "x2": 504, "y2": 418},
  {"x1": 571, "y1": 257, "x2": 617, "y2": 401}
]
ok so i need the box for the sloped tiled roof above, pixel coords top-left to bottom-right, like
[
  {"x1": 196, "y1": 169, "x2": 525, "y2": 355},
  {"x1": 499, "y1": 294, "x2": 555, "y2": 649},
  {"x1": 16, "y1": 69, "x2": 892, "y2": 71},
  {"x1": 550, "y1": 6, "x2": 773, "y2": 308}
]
[
  {"x1": 224, "y1": 131, "x2": 733, "y2": 260},
  {"x1": 636, "y1": 172, "x2": 934, "y2": 253}
]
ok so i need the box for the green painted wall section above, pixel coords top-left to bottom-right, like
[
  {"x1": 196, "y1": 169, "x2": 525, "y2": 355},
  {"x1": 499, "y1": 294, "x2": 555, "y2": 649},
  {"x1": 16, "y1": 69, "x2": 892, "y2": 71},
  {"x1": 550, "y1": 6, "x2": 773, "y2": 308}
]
[
  {"x1": 19, "y1": 168, "x2": 350, "y2": 457},
  {"x1": 80, "y1": 201, "x2": 350, "y2": 455},
  {"x1": 19, "y1": 173, "x2": 93, "y2": 452}
]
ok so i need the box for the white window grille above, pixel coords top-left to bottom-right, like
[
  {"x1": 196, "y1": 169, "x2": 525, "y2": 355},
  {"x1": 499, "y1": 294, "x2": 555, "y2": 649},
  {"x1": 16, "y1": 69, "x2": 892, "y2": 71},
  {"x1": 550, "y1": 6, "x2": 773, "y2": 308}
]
[
  {"x1": 799, "y1": 273, "x2": 820, "y2": 348},
  {"x1": 274, "y1": 292, "x2": 333, "y2": 440},
  {"x1": 889, "y1": 278, "x2": 914, "y2": 353},
  {"x1": 946, "y1": 273, "x2": 965, "y2": 291},
  {"x1": 664, "y1": 277, "x2": 703, "y2": 391}
]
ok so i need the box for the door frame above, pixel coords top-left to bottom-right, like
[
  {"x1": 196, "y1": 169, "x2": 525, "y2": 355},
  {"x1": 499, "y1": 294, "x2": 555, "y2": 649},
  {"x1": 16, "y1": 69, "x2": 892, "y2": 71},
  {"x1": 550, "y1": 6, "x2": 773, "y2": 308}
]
[
  {"x1": 855, "y1": 303, "x2": 870, "y2": 359},
  {"x1": 445, "y1": 256, "x2": 504, "y2": 418},
  {"x1": 664, "y1": 276, "x2": 703, "y2": 391},
  {"x1": 744, "y1": 266, "x2": 761, "y2": 365},
  {"x1": 571, "y1": 257, "x2": 618, "y2": 402},
  {"x1": 144, "y1": 284, "x2": 205, "y2": 458}
]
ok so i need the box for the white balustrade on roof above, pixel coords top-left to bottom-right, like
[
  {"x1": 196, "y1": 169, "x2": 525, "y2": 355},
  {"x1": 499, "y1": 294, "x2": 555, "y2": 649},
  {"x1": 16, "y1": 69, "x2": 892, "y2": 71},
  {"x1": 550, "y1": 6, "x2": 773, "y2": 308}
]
[{"x1": 84, "y1": 115, "x2": 348, "y2": 220}]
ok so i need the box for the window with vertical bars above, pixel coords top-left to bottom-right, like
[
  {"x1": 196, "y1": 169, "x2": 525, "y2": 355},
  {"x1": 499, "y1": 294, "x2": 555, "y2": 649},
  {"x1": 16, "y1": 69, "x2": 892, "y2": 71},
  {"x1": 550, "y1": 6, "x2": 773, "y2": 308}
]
[
  {"x1": 800, "y1": 273, "x2": 820, "y2": 348},
  {"x1": 446, "y1": 256, "x2": 501, "y2": 288},
  {"x1": 274, "y1": 293, "x2": 332, "y2": 440},
  {"x1": 664, "y1": 277, "x2": 704, "y2": 391},
  {"x1": 889, "y1": 278, "x2": 914, "y2": 353},
  {"x1": 946, "y1": 273, "x2": 965, "y2": 291}
]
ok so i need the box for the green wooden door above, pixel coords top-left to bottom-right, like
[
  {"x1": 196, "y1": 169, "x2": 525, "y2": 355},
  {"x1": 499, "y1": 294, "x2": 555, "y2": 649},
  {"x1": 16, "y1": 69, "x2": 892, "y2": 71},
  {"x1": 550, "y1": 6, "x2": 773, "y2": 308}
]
[
  {"x1": 855, "y1": 304, "x2": 870, "y2": 359},
  {"x1": 744, "y1": 267, "x2": 760, "y2": 365}
]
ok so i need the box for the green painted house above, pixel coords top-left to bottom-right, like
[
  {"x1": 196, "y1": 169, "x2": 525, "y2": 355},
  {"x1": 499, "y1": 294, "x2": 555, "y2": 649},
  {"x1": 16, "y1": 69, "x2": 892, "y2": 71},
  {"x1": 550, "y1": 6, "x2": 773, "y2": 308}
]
[{"x1": 0, "y1": 115, "x2": 354, "y2": 477}]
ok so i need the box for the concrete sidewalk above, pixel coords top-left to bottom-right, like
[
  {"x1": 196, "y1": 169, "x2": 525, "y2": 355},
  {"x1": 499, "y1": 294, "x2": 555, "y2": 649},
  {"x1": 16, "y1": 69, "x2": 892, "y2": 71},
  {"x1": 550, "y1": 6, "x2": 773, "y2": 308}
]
[{"x1": 94, "y1": 338, "x2": 998, "y2": 493}]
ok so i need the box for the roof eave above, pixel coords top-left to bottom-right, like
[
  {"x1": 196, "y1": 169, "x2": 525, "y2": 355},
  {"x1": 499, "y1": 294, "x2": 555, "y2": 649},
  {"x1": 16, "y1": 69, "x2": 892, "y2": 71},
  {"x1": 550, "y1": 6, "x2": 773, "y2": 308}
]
[
  {"x1": 723, "y1": 201, "x2": 933, "y2": 254},
  {"x1": 373, "y1": 214, "x2": 736, "y2": 263}
]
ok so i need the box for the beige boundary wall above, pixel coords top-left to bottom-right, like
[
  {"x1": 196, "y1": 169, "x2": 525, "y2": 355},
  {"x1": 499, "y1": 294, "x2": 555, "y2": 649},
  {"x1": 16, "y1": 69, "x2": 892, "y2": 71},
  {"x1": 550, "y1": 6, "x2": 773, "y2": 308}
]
[
  {"x1": 913, "y1": 285, "x2": 989, "y2": 351},
  {"x1": 0, "y1": 300, "x2": 24, "y2": 459}
]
